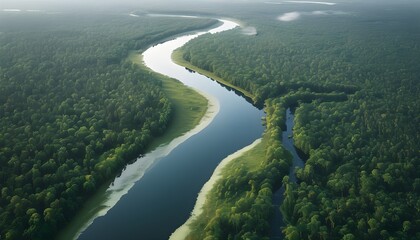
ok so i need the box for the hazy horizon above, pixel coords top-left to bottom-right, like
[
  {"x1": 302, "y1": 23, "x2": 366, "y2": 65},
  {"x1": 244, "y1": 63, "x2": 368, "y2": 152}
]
[
  {"x1": 2, "y1": 0, "x2": 419, "y2": 20},
  {"x1": 2, "y1": 0, "x2": 419, "y2": 10}
]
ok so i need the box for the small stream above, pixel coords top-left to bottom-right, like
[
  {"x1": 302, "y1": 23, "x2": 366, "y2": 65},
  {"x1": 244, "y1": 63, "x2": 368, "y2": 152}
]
[{"x1": 269, "y1": 108, "x2": 305, "y2": 239}]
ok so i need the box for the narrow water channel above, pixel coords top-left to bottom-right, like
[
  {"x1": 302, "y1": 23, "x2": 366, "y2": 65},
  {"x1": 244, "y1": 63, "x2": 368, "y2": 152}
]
[
  {"x1": 72, "y1": 19, "x2": 264, "y2": 240},
  {"x1": 270, "y1": 108, "x2": 305, "y2": 239},
  {"x1": 282, "y1": 108, "x2": 305, "y2": 183}
]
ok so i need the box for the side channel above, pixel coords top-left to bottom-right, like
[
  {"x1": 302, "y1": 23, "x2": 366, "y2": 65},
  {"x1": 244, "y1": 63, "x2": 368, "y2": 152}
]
[{"x1": 270, "y1": 108, "x2": 306, "y2": 239}]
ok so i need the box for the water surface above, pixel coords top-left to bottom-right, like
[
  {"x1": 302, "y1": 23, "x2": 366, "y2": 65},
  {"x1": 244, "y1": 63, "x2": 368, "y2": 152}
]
[
  {"x1": 270, "y1": 108, "x2": 305, "y2": 239},
  {"x1": 77, "y1": 19, "x2": 265, "y2": 240}
]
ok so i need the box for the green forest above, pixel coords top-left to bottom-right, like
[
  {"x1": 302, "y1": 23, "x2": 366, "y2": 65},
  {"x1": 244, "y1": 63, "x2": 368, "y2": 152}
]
[
  {"x1": 0, "y1": 12, "x2": 216, "y2": 240},
  {"x1": 1, "y1": 1, "x2": 419, "y2": 239},
  {"x1": 177, "y1": 2, "x2": 420, "y2": 240}
]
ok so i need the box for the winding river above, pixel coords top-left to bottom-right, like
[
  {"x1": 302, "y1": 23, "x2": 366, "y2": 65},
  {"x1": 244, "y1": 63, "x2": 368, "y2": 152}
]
[{"x1": 66, "y1": 19, "x2": 264, "y2": 240}]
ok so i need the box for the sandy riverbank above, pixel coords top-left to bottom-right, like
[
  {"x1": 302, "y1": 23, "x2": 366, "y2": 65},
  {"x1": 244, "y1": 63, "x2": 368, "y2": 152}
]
[
  {"x1": 169, "y1": 138, "x2": 262, "y2": 240},
  {"x1": 59, "y1": 93, "x2": 219, "y2": 240}
]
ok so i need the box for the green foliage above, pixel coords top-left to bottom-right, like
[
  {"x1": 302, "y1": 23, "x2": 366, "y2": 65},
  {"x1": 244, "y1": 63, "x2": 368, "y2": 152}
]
[
  {"x1": 0, "y1": 12, "x2": 217, "y2": 240},
  {"x1": 187, "y1": 130, "x2": 292, "y2": 240},
  {"x1": 177, "y1": 3, "x2": 420, "y2": 240}
]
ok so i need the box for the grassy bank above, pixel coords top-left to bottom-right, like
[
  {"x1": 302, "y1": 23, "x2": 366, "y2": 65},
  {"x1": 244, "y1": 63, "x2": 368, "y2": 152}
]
[
  {"x1": 128, "y1": 51, "x2": 209, "y2": 150},
  {"x1": 184, "y1": 133, "x2": 270, "y2": 239},
  {"x1": 172, "y1": 50, "x2": 255, "y2": 102},
  {"x1": 57, "y1": 52, "x2": 210, "y2": 240},
  {"x1": 169, "y1": 49, "x2": 289, "y2": 239},
  {"x1": 170, "y1": 138, "x2": 264, "y2": 239}
]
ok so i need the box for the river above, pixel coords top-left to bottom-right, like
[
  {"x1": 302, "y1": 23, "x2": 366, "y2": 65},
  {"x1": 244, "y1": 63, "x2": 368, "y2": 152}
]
[{"x1": 69, "y1": 19, "x2": 264, "y2": 240}]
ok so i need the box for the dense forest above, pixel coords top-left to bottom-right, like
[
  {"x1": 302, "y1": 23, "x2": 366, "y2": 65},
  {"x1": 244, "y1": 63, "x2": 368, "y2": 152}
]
[
  {"x1": 1, "y1": 1, "x2": 419, "y2": 239},
  {"x1": 0, "y1": 12, "x2": 217, "y2": 240},
  {"x1": 178, "y1": 2, "x2": 420, "y2": 239}
]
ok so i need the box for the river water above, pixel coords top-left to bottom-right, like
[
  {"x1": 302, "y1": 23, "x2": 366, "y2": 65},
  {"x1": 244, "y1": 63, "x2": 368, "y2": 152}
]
[
  {"x1": 269, "y1": 108, "x2": 305, "y2": 239},
  {"x1": 74, "y1": 19, "x2": 264, "y2": 240},
  {"x1": 282, "y1": 108, "x2": 305, "y2": 183}
]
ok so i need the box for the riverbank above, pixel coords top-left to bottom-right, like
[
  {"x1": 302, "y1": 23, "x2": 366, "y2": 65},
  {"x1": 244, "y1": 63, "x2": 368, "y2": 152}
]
[
  {"x1": 170, "y1": 138, "x2": 264, "y2": 240},
  {"x1": 172, "y1": 50, "x2": 255, "y2": 103},
  {"x1": 56, "y1": 52, "x2": 214, "y2": 240},
  {"x1": 128, "y1": 51, "x2": 213, "y2": 151},
  {"x1": 168, "y1": 33, "x2": 276, "y2": 240},
  {"x1": 59, "y1": 17, "x2": 265, "y2": 240}
]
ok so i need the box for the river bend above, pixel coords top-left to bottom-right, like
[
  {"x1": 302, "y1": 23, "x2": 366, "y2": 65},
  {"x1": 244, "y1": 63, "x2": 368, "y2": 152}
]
[{"x1": 75, "y1": 19, "x2": 264, "y2": 240}]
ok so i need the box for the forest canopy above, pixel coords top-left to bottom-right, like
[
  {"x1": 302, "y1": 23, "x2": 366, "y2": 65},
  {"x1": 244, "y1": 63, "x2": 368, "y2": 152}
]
[
  {"x1": 0, "y1": 12, "x2": 216, "y2": 240},
  {"x1": 177, "y1": 2, "x2": 420, "y2": 239},
  {"x1": 0, "y1": 1, "x2": 419, "y2": 239}
]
